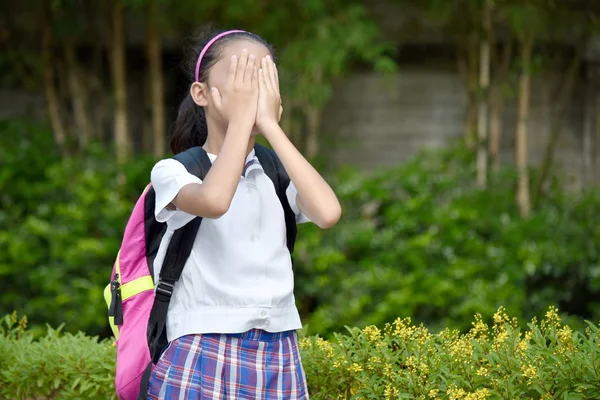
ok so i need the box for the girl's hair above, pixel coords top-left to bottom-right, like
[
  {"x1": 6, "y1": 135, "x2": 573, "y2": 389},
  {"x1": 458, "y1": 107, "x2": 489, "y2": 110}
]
[{"x1": 170, "y1": 28, "x2": 274, "y2": 154}]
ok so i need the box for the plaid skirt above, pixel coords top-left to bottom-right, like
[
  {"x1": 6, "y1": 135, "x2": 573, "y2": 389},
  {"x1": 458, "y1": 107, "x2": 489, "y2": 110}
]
[{"x1": 146, "y1": 329, "x2": 309, "y2": 400}]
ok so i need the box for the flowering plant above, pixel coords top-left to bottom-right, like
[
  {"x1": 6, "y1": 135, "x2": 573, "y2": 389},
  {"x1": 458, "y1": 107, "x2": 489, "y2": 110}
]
[{"x1": 300, "y1": 307, "x2": 600, "y2": 399}]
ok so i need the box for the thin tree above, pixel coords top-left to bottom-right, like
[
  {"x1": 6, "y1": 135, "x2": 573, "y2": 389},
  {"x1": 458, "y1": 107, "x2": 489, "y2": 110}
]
[
  {"x1": 476, "y1": 0, "x2": 493, "y2": 187},
  {"x1": 146, "y1": 0, "x2": 165, "y2": 158},
  {"x1": 110, "y1": 0, "x2": 130, "y2": 166}
]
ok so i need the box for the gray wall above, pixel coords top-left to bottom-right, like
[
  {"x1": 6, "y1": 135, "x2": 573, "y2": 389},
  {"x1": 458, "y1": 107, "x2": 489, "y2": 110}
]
[{"x1": 322, "y1": 65, "x2": 589, "y2": 190}]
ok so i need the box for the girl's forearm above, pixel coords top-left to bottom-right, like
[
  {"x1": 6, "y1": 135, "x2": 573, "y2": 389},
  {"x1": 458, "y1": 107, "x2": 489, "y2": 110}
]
[{"x1": 262, "y1": 122, "x2": 341, "y2": 228}]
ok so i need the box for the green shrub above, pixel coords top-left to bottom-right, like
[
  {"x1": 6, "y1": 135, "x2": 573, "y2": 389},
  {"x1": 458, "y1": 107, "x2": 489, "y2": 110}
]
[
  {"x1": 0, "y1": 312, "x2": 117, "y2": 399},
  {"x1": 2, "y1": 119, "x2": 600, "y2": 338},
  {"x1": 0, "y1": 119, "x2": 156, "y2": 336},
  {"x1": 1, "y1": 310, "x2": 599, "y2": 399},
  {"x1": 301, "y1": 306, "x2": 600, "y2": 399},
  {"x1": 294, "y1": 146, "x2": 600, "y2": 336}
]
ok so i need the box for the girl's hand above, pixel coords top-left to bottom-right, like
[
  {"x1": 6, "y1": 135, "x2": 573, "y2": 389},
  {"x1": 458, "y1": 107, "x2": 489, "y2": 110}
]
[
  {"x1": 256, "y1": 55, "x2": 282, "y2": 132},
  {"x1": 211, "y1": 50, "x2": 258, "y2": 128}
]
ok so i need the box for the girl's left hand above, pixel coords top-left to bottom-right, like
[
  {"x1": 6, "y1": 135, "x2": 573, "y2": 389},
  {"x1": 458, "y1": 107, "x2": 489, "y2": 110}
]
[{"x1": 256, "y1": 56, "x2": 282, "y2": 132}]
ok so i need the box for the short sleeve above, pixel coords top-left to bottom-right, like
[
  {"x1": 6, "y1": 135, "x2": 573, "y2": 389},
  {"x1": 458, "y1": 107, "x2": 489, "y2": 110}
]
[
  {"x1": 150, "y1": 159, "x2": 203, "y2": 229},
  {"x1": 285, "y1": 181, "x2": 311, "y2": 224}
]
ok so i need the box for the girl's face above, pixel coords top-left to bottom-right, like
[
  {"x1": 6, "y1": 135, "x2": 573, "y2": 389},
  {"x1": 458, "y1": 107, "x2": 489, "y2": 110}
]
[{"x1": 205, "y1": 40, "x2": 273, "y2": 133}]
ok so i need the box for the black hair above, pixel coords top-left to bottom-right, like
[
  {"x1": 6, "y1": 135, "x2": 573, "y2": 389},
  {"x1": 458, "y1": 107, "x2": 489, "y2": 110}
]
[{"x1": 170, "y1": 27, "x2": 274, "y2": 154}]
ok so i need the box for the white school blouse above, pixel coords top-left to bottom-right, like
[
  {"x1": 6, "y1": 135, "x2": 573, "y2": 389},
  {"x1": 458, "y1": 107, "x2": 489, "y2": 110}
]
[{"x1": 150, "y1": 149, "x2": 309, "y2": 342}]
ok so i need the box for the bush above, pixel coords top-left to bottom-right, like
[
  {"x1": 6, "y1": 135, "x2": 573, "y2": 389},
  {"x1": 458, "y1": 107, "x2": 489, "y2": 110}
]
[
  {"x1": 2, "y1": 119, "x2": 600, "y2": 338},
  {"x1": 1, "y1": 310, "x2": 599, "y2": 399},
  {"x1": 0, "y1": 312, "x2": 117, "y2": 399},
  {"x1": 0, "y1": 119, "x2": 156, "y2": 336},
  {"x1": 293, "y1": 146, "x2": 600, "y2": 336},
  {"x1": 301, "y1": 307, "x2": 600, "y2": 399}
]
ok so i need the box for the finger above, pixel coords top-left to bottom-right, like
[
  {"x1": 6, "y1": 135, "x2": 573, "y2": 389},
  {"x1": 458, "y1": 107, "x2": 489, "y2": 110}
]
[
  {"x1": 274, "y1": 62, "x2": 280, "y2": 94},
  {"x1": 258, "y1": 67, "x2": 266, "y2": 93},
  {"x1": 236, "y1": 49, "x2": 249, "y2": 83},
  {"x1": 252, "y1": 66, "x2": 258, "y2": 89},
  {"x1": 244, "y1": 54, "x2": 255, "y2": 83},
  {"x1": 278, "y1": 104, "x2": 283, "y2": 122},
  {"x1": 262, "y1": 57, "x2": 274, "y2": 93},
  {"x1": 267, "y1": 56, "x2": 278, "y2": 93},
  {"x1": 227, "y1": 55, "x2": 238, "y2": 84},
  {"x1": 210, "y1": 87, "x2": 222, "y2": 110}
]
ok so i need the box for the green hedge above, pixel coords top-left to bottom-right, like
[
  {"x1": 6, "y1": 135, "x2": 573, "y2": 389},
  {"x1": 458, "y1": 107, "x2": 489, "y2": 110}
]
[
  {"x1": 2, "y1": 119, "x2": 600, "y2": 337},
  {"x1": 1, "y1": 310, "x2": 599, "y2": 399}
]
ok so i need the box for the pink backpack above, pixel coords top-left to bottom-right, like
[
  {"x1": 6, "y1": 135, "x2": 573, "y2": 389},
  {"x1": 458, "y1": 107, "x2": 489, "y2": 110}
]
[{"x1": 104, "y1": 145, "x2": 297, "y2": 400}]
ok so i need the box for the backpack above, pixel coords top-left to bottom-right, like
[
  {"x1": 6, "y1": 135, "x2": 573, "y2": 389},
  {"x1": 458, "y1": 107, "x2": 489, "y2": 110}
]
[{"x1": 103, "y1": 144, "x2": 297, "y2": 400}]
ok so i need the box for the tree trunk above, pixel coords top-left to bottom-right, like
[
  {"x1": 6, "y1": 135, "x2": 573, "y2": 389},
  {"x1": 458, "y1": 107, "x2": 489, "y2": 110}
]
[
  {"x1": 65, "y1": 41, "x2": 94, "y2": 150},
  {"x1": 489, "y1": 42, "x2": 512, "y2": 172},
  {"x1": 42, "y1": 15, "x2": 67, "y2": 154},
  {"x1": 457, "y1": 33, "x2": 480, "y2": 149},
  {"x1": 595, "y1": 84, "x2": 600, "y2": 187},
  {"x1": 533, "y1": 54, "x2": 580, "y2": 206},
  {"x1": 476, "y1": 0, "x2": 492, "y2": 188},
  {"x1": 147, "y1": 0, "x2": 165, "y2": 158},
  {"x1": 111, "y1": 0, "x2": 130, "y2": 166},
  {"x1": 305, "y1": 106, "x2": 321, "y2": 159},
  {"x1": 515, "y1": 39, "x2": 532, "y2": 217}
]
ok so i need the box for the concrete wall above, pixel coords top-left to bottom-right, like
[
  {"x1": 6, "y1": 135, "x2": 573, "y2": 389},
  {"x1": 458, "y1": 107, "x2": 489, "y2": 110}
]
[{"x1": 322, "y1": 65, "x2": 589, "y2": 189}]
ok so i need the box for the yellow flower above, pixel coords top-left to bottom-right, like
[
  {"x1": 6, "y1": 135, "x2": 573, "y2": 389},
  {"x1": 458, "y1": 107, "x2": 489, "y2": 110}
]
[
  {"x1": 521, "y1": 363, "x2": 537, "y2": 383},
  {"x1": 450, "y1": 337, "x2": 474, "y2": 359},
  {"x1": 393, "y1": 317, "x2": 415, "y2": 340},
  {"x1": 348, "y1": 362, "x2": 363, "y2": 374},
  {"x1": 515, "y1": 339, "x2": 528, "y2": 355},
  {"x1": 383, "y1": 363, "x2": 394, "y2": 379},
  {"x1": 362, "y1": 325, "x2": 381, "y2": 341},
  {"x1": 465, "y1": 388, "x2": 490, "y2": 400},
  {"x1": 298, "y1": 338, "x2": 311, "y2": 351},
  {"x1": 493, "y1": 306, "x2": 509, "y2": 325},
  {"x1": 542, "y1": 306, "x2": 561, "y2": 329},
  {"x1": 314, "y1": 336, "x2": 334, "y2": 358},
  {"x1": 492, "y1": 330, "x2": 509, "y2": 351},
  {"x1": 476, "y1": 366, "x2": 489, "y2": 377},
  {"x1": 428, "y1": 389, "x2": 439, "y2": 398},
  {"x1": 405, "y1": 355, "x2": 417, "y2": 370},
  {"x1": 367, "y1": 355, "x2": 382, "y2": 371},
  {"x1": 470, "y1": 314, "x2": 489, "y2": 338},
  {"x1": 384, "y1": 384, "x2": 399, "y2": 399},
  {"x1": 447, "y1": 384, "x2": 466, "y2": 400},
  {"x1": 557, "y1": 326, "x2": 572, "y2": 344}
]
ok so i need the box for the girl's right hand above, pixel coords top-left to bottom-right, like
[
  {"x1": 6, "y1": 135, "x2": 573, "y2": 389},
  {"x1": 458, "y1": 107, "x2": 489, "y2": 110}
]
[{"x1": 210, "y1": 49, "x2": 258, "y2": 128}]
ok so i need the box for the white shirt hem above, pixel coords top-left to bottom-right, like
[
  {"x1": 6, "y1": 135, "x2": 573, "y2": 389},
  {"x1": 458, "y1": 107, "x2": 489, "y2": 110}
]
[{"x1": 166, "y1": 305, "x2": 303, "y2": 342}]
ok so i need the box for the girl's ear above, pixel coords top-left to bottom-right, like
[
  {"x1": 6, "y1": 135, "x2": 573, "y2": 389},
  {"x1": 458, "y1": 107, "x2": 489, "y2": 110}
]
[{"x1": 190, "y1": 82, "x2": 209, "y2": 107}]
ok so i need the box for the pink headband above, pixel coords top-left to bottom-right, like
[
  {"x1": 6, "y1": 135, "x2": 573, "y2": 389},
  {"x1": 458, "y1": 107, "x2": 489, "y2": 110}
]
[{"x1": 194, "y1": 30, "x2": 246, "y2": 82}]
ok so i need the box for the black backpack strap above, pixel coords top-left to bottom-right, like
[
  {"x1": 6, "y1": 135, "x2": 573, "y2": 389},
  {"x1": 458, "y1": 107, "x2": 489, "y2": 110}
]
[
  {"x1": 141, "y1": 147, "x2": 213, "y2": 399},
  {"x1": 254, "y1": 144, "x2": 298, "y2": 254}
]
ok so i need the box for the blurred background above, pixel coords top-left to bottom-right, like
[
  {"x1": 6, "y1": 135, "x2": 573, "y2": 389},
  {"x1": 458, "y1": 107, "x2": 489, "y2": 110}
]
[{"x1": 1, "y1": 0, "x2": 600, "y2": 339}]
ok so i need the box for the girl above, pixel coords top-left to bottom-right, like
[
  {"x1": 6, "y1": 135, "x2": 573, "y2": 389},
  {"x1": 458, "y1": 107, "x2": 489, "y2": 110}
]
[{"x1": 147, "y1": 29, "x2": 342, "y2": 400}]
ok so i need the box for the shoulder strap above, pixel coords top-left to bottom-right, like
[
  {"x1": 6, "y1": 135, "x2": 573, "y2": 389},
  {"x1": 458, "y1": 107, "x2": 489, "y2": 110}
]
[
  {"x1": 145, "y1": 146, "x2": 212, "y2": 365},
  {"x1": 254, "y1": 144, "x2": 297, "y2": 255}
]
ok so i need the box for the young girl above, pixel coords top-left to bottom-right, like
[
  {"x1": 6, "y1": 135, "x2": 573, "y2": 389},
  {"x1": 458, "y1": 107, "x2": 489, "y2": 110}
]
[{"x1": 146, "y1": 29, "x2": 341, "y2": 400}]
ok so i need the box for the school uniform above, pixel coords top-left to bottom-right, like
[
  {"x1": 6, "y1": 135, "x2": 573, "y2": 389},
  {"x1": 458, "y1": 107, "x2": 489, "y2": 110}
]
[{"x1": 146, "y1": 149, "x2": 310, "y2": 400}]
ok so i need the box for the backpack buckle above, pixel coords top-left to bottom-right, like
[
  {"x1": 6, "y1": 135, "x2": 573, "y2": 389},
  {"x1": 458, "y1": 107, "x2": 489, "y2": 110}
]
[{"x1": 156, "y1": 281, "x2": 175, "y2": 299}]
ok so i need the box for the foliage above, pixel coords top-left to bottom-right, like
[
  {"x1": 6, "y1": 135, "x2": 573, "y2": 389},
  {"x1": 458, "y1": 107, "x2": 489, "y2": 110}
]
[
  {"x1": 293, "y1": 145, "x2": 600, "y2": 336},
  {"x1": 0, "y1": 119, "x2": 155, "y2": 336},
  {"x1": 2, "y1": 120, "x2": 600, "y2": 339},
  {"x1": 1, "y1": 309, "x2": 599, "y2": 399},
  {"x1": 301, "y1": 306, "x2": 600, "y2": 399},
  {"x1": 0, "y1": 312, "x2": 117, "y2": 400}
]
